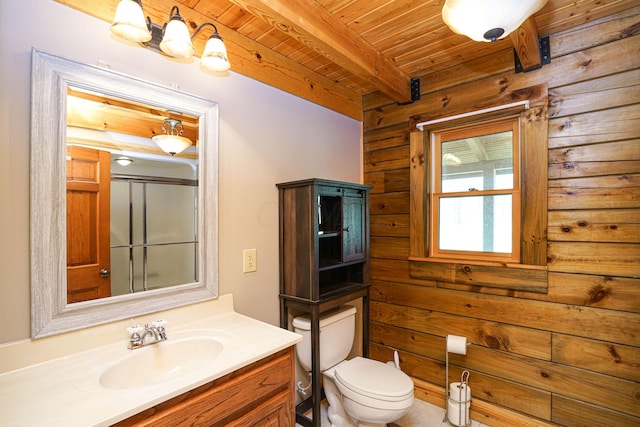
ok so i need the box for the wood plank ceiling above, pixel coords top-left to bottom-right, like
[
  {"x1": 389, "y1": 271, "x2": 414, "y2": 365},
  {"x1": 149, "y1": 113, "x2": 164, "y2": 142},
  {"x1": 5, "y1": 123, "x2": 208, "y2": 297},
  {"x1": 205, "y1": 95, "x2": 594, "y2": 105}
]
[{"x1": 57, "y1": 0, "x2": 637, "y2": 120}]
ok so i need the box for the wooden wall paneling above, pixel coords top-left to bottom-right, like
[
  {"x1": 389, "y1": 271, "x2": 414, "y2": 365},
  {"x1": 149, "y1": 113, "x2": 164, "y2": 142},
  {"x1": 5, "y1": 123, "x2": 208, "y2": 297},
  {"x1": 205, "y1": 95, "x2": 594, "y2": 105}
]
[
  {"x1": 548, "y1": 69, "x2": 640, "y2": 119},
  {"x1": 410, "y1": 261, "x2": 548, "y2": 293},
  {"x1": 548, "y1": 175, "x2": 640, "y2": 210},
  {"x1": 545, "y1": 272, "x2": 640, "y2": 312},
  {"x1": 372, "y1": 321, "x2": 640, "y2": 417},
  {"x1": 548, "y1": 104, "x2": 640, "y2": 148},
  {"x1": 370, "y1": 300, "x2": 551, "y2": 360},
  {"x1": 408, "y1": 131, "x2": 427, "y2": 258},
  {"x1": 519, "y1": 105, "x2": 548, "y2": 266},
  {"x1": 547, "y1": 242, "x2": 640, "y2": 277},
  {"x1": 549, "y1": 141, "x2": 640, "y2": 179},
  {"x1": 370, "y1": 214, "x2": 410, "y2": 237},
  {"x1": 551, "y1": 394, "x2": 640, "y2": 427},
  {"x1": 548, "y1": 209, "x2": 640, "y2": 243},
  {"x1": 551, "y1": 334, "x2": 640, "y2": 381},
  {"x1": 371, "y1": 281, "x2": 640, "y2": 347},
  {"x1": 441, "y1": 272, "x2": 640, "y2": 313},
  {"x1": 363, "y1": 9, "x2": 640, "y2": 424},
  {"x1": 369, "y1": 260, "x2": 434, "y2": 287},
  {"x1": 369, "y1": 191, "x2": 410, "y2": 215},
  {"x1": 410, "y1": 376, "x2": 558, "y2": 427},
  {"x1": 369, "y1": 342, "x2": 553, "y2": 420},
  {"x1": 370, "y1": 236, "x2": 408, "y2": 259},
  {"x1": 363, "y1": 145, "x2": 409, "y2": 173},
  {"x1": 365, "y1": 169, "x2": 410, "y2": 195}
]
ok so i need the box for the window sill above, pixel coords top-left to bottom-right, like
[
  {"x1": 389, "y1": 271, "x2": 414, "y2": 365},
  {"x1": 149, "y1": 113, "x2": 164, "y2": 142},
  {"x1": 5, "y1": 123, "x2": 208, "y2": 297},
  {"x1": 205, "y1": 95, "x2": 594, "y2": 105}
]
[{"x1": 408, "y1": 257, "x2": 548, "y2": 293}]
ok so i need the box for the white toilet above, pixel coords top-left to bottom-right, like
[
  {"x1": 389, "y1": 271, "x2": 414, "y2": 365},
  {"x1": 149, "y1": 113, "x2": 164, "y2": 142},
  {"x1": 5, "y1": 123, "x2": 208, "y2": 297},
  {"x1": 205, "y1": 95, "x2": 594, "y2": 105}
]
[{"x1": 293, "y1": 305, "x2": 414, "y2": 427}]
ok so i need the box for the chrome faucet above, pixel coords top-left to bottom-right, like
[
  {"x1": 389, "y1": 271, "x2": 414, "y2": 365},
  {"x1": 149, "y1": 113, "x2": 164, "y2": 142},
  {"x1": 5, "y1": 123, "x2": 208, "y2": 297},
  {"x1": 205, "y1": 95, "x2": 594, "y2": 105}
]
[{"x1": 127, "y1": 319, "x2": 168, "y2": 349}]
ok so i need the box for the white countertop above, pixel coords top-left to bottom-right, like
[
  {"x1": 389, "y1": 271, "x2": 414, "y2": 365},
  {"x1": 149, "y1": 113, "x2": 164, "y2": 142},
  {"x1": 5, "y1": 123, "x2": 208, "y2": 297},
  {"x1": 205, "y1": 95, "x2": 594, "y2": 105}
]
[{"x1": 0, "y1": 295, "x2": 301, "y2": 426}]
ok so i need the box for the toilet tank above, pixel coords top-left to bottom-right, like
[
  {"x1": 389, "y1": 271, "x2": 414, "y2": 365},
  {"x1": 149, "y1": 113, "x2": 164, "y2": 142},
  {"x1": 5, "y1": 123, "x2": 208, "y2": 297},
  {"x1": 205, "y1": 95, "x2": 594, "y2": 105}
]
[{"x1": 292, "y1": 305, "x2": 356, "y2": 372}]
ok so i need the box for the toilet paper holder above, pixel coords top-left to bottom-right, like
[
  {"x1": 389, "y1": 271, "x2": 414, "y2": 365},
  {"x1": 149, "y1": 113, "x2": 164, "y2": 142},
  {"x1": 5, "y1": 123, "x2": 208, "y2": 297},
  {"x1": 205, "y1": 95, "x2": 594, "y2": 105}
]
[{"x1": 444, "y1": 335, "x2": 471, "y2": 427}]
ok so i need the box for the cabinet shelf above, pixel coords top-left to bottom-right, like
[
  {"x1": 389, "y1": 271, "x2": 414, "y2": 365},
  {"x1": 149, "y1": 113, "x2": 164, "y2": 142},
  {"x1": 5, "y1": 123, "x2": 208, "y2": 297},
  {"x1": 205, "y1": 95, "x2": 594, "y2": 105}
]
[{"x1": 318, "y1": 231, "x2": 341, "y2": 238}]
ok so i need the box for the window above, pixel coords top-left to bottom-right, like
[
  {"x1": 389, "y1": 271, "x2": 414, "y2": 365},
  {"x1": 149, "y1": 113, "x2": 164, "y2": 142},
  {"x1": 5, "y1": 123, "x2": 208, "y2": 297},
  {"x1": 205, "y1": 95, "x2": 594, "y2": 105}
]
[
  {"x1": 430, "y1": 117, "x2": 520, "y2": 263},
  {"x1": 408, "y1": 92, "x2": 548, "y2": 292}
]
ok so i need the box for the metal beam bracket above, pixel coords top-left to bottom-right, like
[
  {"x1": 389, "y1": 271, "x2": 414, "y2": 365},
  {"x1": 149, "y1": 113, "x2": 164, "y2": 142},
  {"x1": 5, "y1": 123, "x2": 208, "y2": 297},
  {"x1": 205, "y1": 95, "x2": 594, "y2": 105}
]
[
  {"x1": 410, "y1": 78, "x2": 421, "y2": 102},
  {"x1": 399, "y1": 78, "x2": 421, "y2": 105},
  {"x1": 515, "y1": 35, "x2": 550, "y2": 73}
]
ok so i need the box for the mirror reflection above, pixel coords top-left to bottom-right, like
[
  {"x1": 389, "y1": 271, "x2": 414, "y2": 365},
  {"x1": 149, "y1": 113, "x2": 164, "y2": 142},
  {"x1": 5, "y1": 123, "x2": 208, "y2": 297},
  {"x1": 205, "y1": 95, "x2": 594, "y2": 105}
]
[
  {"x1": 30, "y1": 49, "x2": 219, "y2": 339},
  {"x1": 65, "y1": 87, "x2": 201, "y2": 303}
]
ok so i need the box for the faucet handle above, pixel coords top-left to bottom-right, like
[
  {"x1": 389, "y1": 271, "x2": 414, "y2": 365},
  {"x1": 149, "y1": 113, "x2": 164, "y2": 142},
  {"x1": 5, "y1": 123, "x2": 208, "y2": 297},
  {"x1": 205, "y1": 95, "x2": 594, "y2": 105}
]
[
  {"x1": 127, "y1": 325, "x2": 144, "y2": 335},
  {"x1": 151, "y1": 319, "x2": 167, "y2": 328}
]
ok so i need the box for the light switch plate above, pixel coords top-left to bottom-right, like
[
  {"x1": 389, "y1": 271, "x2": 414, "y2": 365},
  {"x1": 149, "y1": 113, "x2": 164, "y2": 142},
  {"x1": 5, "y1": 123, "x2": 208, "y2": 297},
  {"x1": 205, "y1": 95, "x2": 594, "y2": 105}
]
[{"x1": 243, "y1": 248, "x2": 257, "y2": 273}]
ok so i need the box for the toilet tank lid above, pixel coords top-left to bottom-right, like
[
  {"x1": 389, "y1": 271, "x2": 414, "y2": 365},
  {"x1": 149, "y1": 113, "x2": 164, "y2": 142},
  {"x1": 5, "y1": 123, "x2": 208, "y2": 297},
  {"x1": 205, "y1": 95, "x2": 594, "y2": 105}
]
[{"x1": 292, "y1": 305, "x2": 356, "y2": 331}]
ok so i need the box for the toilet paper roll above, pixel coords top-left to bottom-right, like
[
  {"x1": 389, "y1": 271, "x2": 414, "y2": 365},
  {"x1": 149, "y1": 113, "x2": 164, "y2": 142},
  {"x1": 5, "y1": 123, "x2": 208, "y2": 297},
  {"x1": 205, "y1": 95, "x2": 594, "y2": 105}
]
[
  {"x1": 446, "y1": 335, "x2": 468, "y2": 355},
  {"x1": 447, "y1": 398, "x2": 470, "y2": 426},
  {"x1": 449, "y1": 382, "x2": 471, "y2": 402}
]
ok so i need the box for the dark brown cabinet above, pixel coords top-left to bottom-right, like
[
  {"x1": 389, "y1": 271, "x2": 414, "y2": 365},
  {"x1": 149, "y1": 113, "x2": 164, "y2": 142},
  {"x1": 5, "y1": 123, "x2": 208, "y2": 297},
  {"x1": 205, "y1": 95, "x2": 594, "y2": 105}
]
[{"x1": 277, "y1": 178, "x2": 371, "y2": 427}]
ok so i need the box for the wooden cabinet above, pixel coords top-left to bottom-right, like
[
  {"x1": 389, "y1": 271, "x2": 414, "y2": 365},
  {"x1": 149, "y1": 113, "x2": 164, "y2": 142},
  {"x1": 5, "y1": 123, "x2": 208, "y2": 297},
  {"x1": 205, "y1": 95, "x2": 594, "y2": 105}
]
[
  {"x1": 277, "y1": 178, "x2": 371, "y2": 427},
  {"x1": 278, "y1": 178, "x2": 371, "y2": 301},
  {"x1": 113, "y1": 347, "x2": 295, "y2": 427}
]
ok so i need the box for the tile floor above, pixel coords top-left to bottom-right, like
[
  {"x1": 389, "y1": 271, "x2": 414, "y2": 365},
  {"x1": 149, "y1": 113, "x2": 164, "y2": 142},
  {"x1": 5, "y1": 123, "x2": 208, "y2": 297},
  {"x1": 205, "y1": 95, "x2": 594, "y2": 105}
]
[{"x1": 297, "y1": 398, "x2": 490, "y2": 427}]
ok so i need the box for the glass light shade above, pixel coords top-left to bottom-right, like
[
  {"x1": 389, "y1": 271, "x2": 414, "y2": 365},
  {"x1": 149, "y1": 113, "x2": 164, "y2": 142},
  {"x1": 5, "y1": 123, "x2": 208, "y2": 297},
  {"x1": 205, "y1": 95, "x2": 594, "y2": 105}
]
[
  {"x1": 159, "y1": 19, "x2": 195, "y2": 58},
  {"x1": 442, "y1": 0, "x2": 548, "y2": 42},
  {"x1": 152, "y1": 135, "x2": 192, "y2": 155},
  {"x1": 200, "y1": 35, "x2": 231, "y2": 72},
  {"x1": 115, "y1": 156, "x2": 134, "y2": 166},
  {"x1": 111, "y1": 0, "x2": 151, "y2": 43}
]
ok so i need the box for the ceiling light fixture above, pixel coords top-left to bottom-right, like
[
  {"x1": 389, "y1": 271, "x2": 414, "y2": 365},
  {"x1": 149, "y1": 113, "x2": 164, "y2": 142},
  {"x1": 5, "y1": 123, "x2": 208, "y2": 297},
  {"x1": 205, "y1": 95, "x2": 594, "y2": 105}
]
[
  {"x1": 152, "y1": 118, "x2": 192, "y2": 156},
  {"x1": 441, "y1": 0, "x2": 548, "y2": 42},
  {"x1": 110, "y1": 0, "x2": 231, "y2": 72},
  {"x1": 115, "y1": 156, "x2": 134, "y2": 166}
]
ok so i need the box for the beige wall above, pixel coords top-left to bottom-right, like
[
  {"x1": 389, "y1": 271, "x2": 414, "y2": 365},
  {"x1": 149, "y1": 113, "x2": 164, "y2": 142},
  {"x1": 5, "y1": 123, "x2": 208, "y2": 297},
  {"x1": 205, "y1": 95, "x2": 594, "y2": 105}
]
[{"x1": 0, "y1": 0, "x2": 362, "y2": 344}]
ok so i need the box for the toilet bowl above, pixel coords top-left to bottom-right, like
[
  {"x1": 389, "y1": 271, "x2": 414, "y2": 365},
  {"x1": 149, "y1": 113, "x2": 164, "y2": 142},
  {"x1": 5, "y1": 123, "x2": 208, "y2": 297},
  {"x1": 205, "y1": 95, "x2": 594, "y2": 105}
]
[{"x1": 293, "y1": 306, "x2": 415, "y2": 427}]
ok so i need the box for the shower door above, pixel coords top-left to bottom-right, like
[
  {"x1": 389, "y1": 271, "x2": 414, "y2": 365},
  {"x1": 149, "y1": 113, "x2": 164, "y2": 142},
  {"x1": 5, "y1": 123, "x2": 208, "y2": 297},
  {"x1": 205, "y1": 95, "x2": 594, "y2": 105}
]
[{"x1": 110, "y1": 177, "x2": 198, "y2": 296}]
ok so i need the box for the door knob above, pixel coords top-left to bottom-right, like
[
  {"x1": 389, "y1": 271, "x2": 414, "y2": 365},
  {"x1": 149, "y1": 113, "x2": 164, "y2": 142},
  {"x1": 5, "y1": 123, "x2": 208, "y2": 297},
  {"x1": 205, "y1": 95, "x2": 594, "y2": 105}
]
[{"x1": 100, "y1": 268, "x2": 111, "y2": 278}]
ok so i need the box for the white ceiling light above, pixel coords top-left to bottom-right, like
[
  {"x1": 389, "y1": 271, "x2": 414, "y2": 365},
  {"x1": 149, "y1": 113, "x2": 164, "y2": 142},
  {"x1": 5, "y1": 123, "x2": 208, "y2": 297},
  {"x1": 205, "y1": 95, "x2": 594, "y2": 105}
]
[
  {"x1": 442, "y1": 0, "x2": 548, "y2": 42},
  {"x1": 152, "y1": 119, "x2": 192, "y2": 156}
]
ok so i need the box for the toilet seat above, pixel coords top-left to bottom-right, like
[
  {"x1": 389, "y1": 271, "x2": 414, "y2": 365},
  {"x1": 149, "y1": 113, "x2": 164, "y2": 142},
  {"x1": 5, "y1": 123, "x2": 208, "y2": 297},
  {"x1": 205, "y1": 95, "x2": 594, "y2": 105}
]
[{"x1": 334, "y1": 357, "x2": 414, "y2": 403}]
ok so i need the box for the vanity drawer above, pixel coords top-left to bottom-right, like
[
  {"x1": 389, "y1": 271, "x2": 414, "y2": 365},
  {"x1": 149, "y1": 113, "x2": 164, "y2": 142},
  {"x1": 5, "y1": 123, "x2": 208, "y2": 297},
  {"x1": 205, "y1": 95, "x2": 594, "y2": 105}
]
[{"x1": 113, "y1": 347, "x2": 295, "y2": 426}]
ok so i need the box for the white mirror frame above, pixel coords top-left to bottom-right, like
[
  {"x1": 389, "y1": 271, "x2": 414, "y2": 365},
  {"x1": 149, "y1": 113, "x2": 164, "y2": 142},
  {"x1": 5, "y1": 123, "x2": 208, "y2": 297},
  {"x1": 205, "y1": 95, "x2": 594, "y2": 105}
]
[{"x1": 30, "y1": 49, "x2": 219, "y2": 338}]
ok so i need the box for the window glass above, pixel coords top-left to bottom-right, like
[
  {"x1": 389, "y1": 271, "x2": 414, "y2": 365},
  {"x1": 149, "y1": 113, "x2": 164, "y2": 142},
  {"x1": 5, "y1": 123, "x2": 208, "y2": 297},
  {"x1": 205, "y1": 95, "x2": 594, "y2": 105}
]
[
  {"x1": 438, "y1": 194, "x2": 512, "y2": 253},
  {"x1": 431, "y1": 117, "x2": 519, "y2": 262},
  {"x1": 440, "y1": 130, "x2": 513, "y2": 192}
]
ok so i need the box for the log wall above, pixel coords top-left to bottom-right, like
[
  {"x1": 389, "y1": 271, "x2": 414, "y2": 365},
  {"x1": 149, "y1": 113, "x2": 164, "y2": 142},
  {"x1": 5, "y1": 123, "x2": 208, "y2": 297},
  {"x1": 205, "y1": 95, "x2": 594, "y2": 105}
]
[{"x1": 362, "y1": 7, "x2": 640, "y2": 427}]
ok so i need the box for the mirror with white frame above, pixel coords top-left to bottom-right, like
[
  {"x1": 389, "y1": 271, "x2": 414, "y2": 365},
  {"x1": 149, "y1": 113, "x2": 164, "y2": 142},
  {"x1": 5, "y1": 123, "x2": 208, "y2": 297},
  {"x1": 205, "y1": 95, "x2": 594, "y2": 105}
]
[{"x1": 30, "y1": 49, "x2": 219, "y2": 338}]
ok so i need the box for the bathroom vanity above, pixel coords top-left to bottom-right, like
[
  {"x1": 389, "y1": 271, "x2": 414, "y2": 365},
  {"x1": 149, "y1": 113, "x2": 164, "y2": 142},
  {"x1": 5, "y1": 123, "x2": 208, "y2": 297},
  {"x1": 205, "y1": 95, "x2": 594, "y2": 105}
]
[
  {"x1": 0, "y1": 295, "x2": 301, "y2": 426},
  {"x1": 114, "y1": 347, "x2": 294, "y2": 426}
]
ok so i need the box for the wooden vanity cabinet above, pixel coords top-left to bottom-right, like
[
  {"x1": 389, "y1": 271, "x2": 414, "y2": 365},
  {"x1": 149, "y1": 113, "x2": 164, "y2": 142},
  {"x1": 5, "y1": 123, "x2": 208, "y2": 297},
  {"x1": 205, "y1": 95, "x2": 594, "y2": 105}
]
[
  {"x1": 277, "y1": 178, "x2": 372, "y2": 427},
  {"x1": 113, "y1": 347, "x2": 295, "y2": 427}
]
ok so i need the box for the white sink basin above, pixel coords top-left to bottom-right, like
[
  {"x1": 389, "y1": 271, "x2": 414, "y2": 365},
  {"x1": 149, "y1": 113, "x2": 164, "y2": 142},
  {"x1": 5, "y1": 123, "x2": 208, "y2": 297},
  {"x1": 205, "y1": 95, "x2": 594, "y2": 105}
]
[{"x1": 99, "y1": 334, "x2": 224, "y2": 390}]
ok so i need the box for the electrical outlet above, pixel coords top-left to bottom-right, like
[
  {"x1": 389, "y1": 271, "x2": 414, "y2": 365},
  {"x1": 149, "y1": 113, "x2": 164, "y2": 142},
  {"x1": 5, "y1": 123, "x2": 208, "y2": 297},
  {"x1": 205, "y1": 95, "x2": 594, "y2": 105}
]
[{"x1": 243, "y1": 248, "x2": 257, "y2": 273}]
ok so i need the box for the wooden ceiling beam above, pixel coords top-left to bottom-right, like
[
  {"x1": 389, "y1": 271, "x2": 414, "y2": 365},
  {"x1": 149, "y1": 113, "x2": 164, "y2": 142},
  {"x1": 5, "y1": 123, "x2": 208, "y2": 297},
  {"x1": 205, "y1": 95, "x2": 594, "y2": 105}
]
[
  {"x1": 54, "y1": 0, "x2": 363, "y2": 120},
  {"x1": 228, "y1": 0, "x2": 413, "y2": 104},
  {"x1": 511, "y1": 16, "x2": 543, "y2": 71}
]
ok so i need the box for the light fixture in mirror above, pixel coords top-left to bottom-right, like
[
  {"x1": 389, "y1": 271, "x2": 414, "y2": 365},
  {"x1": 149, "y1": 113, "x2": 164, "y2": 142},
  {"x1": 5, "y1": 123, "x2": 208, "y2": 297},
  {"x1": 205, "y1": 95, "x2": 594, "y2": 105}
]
[
  {"x1": 441, "y1": 0, "x2": 548, "y2": 42},
  {"x1": 30, "y1": 49, "x2": 219, "y2": 339},
  {"x1": 115, "y1": 156, "x2": 133, "y2": 166},
  {"x1": 152, "y1": 118, "x2": 192, "y2": 155}
]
